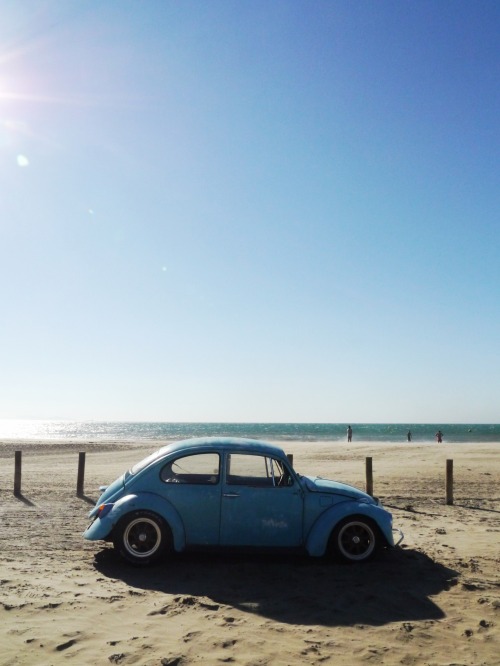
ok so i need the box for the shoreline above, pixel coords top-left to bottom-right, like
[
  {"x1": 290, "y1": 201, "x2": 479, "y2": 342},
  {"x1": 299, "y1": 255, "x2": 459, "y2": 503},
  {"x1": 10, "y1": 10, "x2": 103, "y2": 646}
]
[
  {"x1": 1, "y1": 421, "x2": 499, "y2": 449},
  {"x1": 1, "y1": 435, "x2": 499, "y2": 450}
]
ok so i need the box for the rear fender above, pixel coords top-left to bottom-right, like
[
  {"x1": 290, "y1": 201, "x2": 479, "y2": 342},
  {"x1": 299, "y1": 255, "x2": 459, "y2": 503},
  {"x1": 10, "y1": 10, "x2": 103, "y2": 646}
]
[
  {"x1": 306, "y1": 501, "x2": 393, "y2": 557},
  {"x1": 83, "y1": 492, "x2": 186, "y2": 552}
]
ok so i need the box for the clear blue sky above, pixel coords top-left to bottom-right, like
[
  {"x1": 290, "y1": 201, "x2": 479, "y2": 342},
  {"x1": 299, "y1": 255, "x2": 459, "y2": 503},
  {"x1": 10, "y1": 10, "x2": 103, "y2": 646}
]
[{"x1": 0, "y1": 1, "x2": 498, "y2": 423}]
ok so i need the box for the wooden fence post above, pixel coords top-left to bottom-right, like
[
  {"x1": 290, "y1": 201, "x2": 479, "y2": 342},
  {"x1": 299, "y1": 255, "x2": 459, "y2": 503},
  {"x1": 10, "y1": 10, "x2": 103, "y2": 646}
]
[
  {"x1": 77, "y1": 452, "x2": 86, "y2": 497},
  {"x1": 366, "y1": 457, "x2": 373, "y2": 497},
  {"x1": 14, "y1": 451, "x2": 22, "y2": 496},
  {"x1": 286, "y1": 453, "x2": 294, "y2": 467},
  {"x1": 446, "y1": 459, "x2": 454, "y2": 505}
]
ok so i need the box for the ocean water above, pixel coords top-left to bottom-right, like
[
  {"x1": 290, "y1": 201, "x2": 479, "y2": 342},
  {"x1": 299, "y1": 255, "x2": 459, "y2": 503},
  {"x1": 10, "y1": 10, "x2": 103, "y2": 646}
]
[{"x1": 0, "y1": 420, "x2": 499, "y2": 444}]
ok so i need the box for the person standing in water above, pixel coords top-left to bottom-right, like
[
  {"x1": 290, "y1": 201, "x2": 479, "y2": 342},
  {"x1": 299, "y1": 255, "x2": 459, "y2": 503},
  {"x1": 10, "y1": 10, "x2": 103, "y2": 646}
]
[
  {"x1": 407, "y1": 430, "x2": 412, "y2": 442},
  {"x1": 347, "y1": 425, "x2": 353, "y2": 442},
  {"x1": 435, "y1": 430, "x2": 443, "y2": 443}
]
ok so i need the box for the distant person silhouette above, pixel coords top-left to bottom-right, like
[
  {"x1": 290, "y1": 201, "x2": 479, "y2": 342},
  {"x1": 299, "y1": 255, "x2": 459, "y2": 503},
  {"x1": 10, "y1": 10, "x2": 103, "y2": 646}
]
[
  {"x1": 407, "y1": 430, "x2": 412, "y2": 442},
  {"x1": 435, "y1": 430, "x2": 443, "y2": 443},
  {"x1": 347, "y1": 425, "x2": 352, "y2": 442}
]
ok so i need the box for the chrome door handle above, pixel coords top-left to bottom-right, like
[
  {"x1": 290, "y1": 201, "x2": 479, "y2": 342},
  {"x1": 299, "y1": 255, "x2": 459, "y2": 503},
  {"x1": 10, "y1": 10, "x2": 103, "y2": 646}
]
[{"x1": 223, "y1": 493, "x2": 240, "y2": 498}]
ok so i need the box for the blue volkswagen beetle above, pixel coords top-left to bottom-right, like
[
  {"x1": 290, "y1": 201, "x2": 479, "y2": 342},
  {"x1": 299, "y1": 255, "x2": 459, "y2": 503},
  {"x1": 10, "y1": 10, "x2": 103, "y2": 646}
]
[{"x1": 84, "y1": 438, "x2": 402, "y2": 565}]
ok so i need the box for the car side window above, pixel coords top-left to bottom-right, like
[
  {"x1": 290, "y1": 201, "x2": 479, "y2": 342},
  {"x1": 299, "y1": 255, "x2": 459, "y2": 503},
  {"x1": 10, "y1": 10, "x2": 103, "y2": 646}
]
[
  {"x1": 226, "y1": 453, "x2": 292, "y2": 487},
  {"x1": 160, "y1": 453, "x2": 220, "y2": 485}
]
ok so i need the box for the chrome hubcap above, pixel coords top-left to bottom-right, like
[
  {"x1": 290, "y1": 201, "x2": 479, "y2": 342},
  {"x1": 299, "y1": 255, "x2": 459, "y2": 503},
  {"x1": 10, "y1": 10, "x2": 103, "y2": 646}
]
[{"x1": 123, "y1": 517, "x2": 162, "y2": 558}]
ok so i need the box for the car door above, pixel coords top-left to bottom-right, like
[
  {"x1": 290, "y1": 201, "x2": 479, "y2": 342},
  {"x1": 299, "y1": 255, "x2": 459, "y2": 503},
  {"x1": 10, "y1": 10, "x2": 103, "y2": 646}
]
[
  {"x1": 220, "y1": 452, "x2": 303, "y2": 547},
  {"x1": 159, "y1": 451, "x2": 221, "y2": 546}
]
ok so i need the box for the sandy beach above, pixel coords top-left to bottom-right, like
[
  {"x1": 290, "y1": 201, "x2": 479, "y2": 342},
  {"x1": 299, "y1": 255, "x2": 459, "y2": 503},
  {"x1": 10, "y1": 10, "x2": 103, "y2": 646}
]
[{"x1": 1, "y1": 439, "x2": 499, "y2": 666}]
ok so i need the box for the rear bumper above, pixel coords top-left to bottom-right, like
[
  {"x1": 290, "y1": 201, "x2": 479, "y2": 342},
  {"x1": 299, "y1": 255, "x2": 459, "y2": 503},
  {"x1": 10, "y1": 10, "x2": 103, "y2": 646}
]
[{"x1": 83, "y1": 516, "x2": 113, "y2": 541}]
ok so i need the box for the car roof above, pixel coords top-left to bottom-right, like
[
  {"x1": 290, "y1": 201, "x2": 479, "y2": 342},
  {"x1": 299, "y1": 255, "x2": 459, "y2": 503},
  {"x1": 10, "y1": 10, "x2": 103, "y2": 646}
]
[{"x1": 154, "y1": 436, "x2": 287, "y2": 459}]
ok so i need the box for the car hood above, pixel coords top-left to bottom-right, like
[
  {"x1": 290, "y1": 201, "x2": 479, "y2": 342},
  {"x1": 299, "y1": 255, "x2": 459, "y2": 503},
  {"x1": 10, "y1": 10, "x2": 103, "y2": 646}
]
[{"x1": 302, "y1": 475, "x2": 375, "y2": 503}]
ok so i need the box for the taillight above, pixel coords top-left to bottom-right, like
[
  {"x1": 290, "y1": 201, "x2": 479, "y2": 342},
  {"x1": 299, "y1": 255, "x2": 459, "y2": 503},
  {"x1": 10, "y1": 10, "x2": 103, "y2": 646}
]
[{"x1": 96, "y1": 503, "x2": 113, "y2": 519}]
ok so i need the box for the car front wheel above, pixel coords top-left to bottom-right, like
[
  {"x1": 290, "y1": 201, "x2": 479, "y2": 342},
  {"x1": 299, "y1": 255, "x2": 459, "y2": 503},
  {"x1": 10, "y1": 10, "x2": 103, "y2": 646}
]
[
  {"x1": 330, "y1": 517, "x2": 379, "y2": 563},
  {"x1": 113, "y1": 510, "x2": 172, "y2": 565}
]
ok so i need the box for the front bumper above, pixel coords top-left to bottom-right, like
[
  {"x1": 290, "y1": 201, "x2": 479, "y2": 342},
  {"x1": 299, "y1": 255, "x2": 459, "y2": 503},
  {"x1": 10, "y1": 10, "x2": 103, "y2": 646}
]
[{"x1": 392, "y1": 527, "x2": 404, "y2": 546}]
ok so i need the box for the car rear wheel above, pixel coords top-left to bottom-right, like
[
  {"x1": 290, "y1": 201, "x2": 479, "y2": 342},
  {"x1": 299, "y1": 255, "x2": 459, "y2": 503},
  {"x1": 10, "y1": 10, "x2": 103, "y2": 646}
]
[
  {"x1": 330, "y1": 517, "x2": 379, "y2": 563},
  {"x1": 113, "y1": 510, "x2": 172, "y2": 565}
]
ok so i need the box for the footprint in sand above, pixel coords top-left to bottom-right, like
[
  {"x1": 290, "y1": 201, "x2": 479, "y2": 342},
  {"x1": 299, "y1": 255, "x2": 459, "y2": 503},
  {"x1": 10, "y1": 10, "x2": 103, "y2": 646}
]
[{"x1": 56, "y1": 638, "x2": 77, "y2": 651}]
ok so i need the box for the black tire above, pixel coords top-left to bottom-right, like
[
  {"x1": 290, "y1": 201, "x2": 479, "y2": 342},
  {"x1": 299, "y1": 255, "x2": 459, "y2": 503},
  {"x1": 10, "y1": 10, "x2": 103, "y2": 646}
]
[
  {"x1": 113, "y1": 510, "x2": 172, "y2": 566},
  {"x1": 329, "y1": 517, "x2": 380, "y2": 563}
]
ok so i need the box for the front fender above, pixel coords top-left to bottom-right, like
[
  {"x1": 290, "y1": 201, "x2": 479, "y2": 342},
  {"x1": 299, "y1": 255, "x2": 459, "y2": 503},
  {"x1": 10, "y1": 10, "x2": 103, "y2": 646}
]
[
  {"x1": 305, "y1": 501, "x2": 394, "y2": 557},
  {"x1": 83, "y1": 492, "x2": 186, "y2": 552}
]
